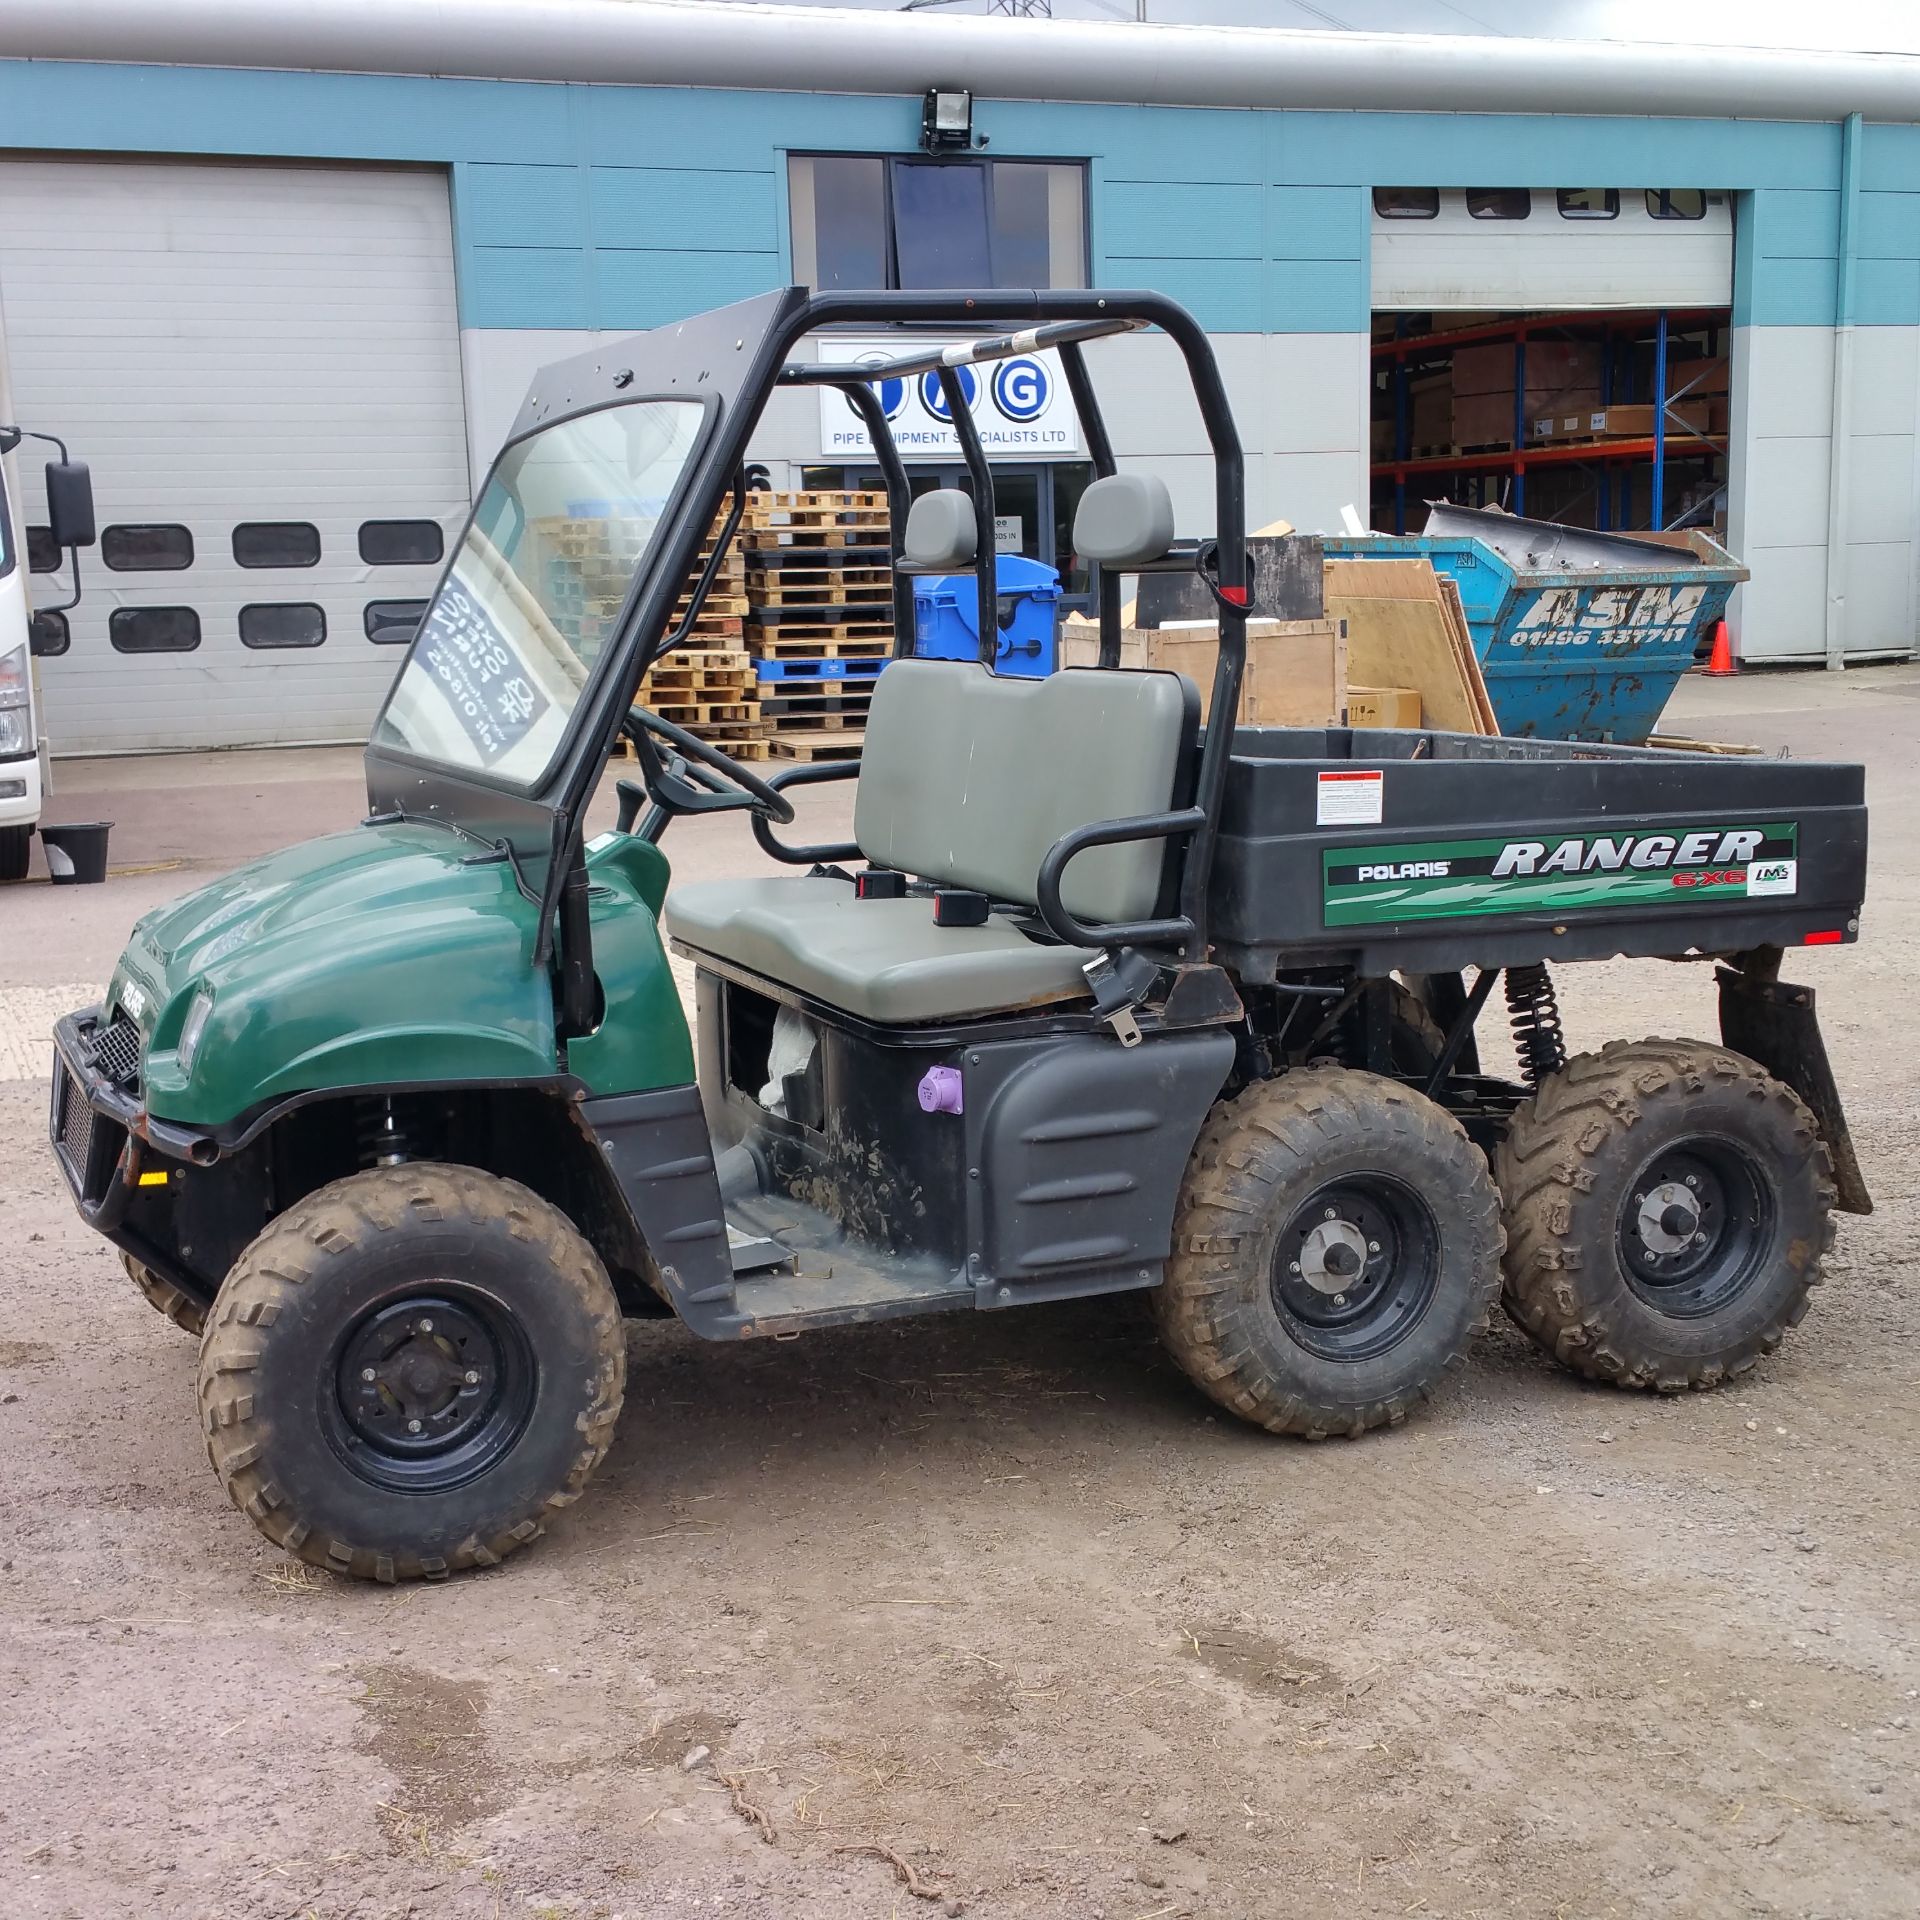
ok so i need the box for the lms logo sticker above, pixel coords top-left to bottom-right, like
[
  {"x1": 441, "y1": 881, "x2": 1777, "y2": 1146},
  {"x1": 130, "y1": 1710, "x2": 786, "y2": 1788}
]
[{"x1": 1748, "y1": 858, "x2": 1798, "y2": 897}]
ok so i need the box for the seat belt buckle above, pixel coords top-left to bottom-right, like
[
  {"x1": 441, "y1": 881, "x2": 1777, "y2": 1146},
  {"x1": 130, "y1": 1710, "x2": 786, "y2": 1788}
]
[
  {"x1": 1082, "y1": 948, "x2": 1158, "y2": 1049},
  {"x1": 856, "y1": 868, "x2": 908, "y2": 900},
  {"x1": 932, "y1": 888, "x2": 990, "y2": 927}
]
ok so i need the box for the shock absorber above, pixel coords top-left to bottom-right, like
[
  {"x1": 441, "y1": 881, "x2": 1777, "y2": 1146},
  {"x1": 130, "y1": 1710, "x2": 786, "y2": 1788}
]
[
  {"x1": 1504, "y1": 963, "x2": 1568, "y2": 1086},
  {"x1": 356, "y1": 1096, "x2": 411, "y2": 1168}
]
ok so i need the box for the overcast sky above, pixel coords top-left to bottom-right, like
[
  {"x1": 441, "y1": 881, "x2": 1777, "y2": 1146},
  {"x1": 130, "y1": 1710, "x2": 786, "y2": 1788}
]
[{"x1": 721, "y1": 0, "x2": 1920, "y2": 54}]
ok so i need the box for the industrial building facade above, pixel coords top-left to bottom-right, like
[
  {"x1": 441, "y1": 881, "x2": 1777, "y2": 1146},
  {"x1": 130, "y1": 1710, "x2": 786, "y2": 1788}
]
[{"x1": 0, "y1": 5, "x2": 1915, "y2": 752}]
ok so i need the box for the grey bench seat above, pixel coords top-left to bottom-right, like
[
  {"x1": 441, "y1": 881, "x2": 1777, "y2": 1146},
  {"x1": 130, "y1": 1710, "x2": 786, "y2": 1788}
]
[
  {"x1": 660, "y1": 652, "x2": 1194, "y2": 1025},
  {"x1": 663, "y1": 874, "x2": 1092, "y2": 1023}
]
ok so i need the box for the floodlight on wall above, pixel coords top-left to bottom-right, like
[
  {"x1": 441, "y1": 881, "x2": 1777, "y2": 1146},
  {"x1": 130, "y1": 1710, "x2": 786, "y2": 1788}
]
[{"x1": 921, "y1": 88, "x2": 977, "y2": 152}]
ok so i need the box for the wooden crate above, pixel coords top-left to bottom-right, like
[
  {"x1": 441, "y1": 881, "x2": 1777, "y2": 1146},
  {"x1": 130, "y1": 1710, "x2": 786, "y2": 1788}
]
[{"x1": 1058, "y1": 618, "x2": 1346, "y2": 727}]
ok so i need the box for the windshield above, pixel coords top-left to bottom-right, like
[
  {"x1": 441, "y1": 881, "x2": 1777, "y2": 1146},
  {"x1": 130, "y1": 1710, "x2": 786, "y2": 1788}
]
[{"x1": 373, "y1": 399, "x2": 706, "y2": 785}]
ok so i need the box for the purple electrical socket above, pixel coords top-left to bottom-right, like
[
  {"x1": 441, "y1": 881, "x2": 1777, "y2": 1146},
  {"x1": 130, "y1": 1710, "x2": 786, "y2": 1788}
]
[{"x1": 917, "y1": 1065, "x2": 964, "y2": 1115}]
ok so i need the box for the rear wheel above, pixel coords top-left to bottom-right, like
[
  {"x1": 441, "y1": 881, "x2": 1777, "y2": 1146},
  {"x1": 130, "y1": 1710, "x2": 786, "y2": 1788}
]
[
  {"x1": 122, "y1": 1250, "x2": 206, "y2": 1337},
  {"x1": 0, "y1": 825, "x2": 30, "y2": 883},
  {"x1": 1494, "y1": 1039, "x2": 1836, "y2": 1391},
  {"x1": 198, "y1": 1163, "x2": 625, "y2": 1581},
  {"x1": 1156, "y1": 1066, "x2": 1503, "y2": 1437}
]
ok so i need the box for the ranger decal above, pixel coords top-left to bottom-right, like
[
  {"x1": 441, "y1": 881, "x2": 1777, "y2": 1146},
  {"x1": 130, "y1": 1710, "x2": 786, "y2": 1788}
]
[{"x1": 1323, "y1": 823, "x2": 1799, "y2": 926}]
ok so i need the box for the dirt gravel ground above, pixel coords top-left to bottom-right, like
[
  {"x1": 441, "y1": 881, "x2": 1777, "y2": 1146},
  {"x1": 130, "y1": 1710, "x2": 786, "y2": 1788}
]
[{"x1": 2, "y1": 669, "x2": 1916, "y2": 1920}]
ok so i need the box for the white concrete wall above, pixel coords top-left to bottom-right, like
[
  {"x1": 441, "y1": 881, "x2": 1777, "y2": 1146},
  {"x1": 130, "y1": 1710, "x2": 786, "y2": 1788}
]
[
  {"x1": 1727, "y1": 324, "x2": 1920, "y2": 663},
  {"x1": 461, "y1": 326, "x2": 1371, "y2": 536}
]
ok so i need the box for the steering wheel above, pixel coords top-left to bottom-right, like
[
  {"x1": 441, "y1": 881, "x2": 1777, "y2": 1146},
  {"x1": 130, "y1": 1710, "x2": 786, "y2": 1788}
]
[{"x1": 619, "y1": 706, "x2": 795, "y2": 825}]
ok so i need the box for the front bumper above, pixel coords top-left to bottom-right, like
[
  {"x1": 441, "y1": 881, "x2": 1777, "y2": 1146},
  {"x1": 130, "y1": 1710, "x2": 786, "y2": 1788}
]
[{"x1": 49, "y1": 1007, "x2": 212, "y2": 1233}]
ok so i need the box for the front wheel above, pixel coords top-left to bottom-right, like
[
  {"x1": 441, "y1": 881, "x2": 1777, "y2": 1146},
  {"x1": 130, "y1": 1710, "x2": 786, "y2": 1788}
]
[
  {"x1": 1494, "y1": 1039, "x2": 1837, "y2": 1391},
  {"x1": 198, "y1": 1164, "x2": 626, "y2": 1582},
  {"x1": 0, "y1": 825, "x2": 30, "y2": 883},
  {"x1": 1156, "y1": 1067, "x2": 1504, "y2": 1437}
]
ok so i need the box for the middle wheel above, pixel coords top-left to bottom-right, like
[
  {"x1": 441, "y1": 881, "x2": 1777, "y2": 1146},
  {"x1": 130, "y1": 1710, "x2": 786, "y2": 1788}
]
[{"x1": 1156, "y1": 1066, "x2": 1504, "y2": 1437}]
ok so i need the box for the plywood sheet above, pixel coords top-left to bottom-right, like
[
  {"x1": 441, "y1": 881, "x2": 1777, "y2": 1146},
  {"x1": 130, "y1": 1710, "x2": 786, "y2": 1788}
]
[{"x1": 1325, "y1": 558, "x2": 1492, "y2": 735}]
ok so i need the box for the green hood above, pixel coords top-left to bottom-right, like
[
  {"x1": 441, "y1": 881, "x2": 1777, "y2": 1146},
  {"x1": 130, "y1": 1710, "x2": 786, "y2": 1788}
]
[{"x1": 114, "y1": 821, "x2": 556, "y2": 1126}]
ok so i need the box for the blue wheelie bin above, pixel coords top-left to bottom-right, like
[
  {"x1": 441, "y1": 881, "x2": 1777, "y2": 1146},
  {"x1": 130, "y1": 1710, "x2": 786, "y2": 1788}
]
[
  {"x1": 1324, "y1": 504, "x2": 1749, "y2": 742},
  {"x1": 913, "y1": 553, "x2": 1062, "y2": 677}
]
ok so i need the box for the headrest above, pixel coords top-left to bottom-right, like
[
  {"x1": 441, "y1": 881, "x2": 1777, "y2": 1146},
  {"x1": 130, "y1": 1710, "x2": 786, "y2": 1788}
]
[
  {"x1": 901, "y1": 489, "x2": 978, "y2": 572},
  {"x1": 1072, "y1": 472, "x2": 1176, "y2": 569}
]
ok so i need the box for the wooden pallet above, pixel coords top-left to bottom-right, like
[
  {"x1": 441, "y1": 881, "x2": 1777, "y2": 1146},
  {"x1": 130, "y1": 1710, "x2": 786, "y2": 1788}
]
[
  {"x1": 749, "y1": 635, "x2": 893, "y2": 661},
  {"x1": 767, "y1": 731, "x2": 865, "y2": 763},
  {"x1": 743, "y1": 526, "x2": 888, "y2": 551},
  {"x1": 748, "y1": 542, "x2": 892, "y2": 568},
  {"x1": 760, "y1": 488, "x2": 888, "y2": 511},
  {"x1": 760, "y1": 690, "x2": 872, "y2": 722},
  {"x1": 748, "y1": 582, "x2": 894, "y2": 608}
]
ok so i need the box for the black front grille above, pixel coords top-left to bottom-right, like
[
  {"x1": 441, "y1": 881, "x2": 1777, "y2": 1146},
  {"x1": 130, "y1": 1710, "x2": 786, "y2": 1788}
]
[
  {"x1": 93, "y1": 1012, "x2": 143, "y2": 1092},
  {"x1": 56, "y1": 1063, "x2": 96, "y2": 1172},
  {"x1": 51, "y1": 1054, "x2": 127, "y2": 1208}
]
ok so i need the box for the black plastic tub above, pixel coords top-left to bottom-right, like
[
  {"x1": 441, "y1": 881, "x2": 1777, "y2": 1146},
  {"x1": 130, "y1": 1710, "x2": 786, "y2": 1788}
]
[{"x1": 38, "y1": 821, "x2": 112, "y2": 886}]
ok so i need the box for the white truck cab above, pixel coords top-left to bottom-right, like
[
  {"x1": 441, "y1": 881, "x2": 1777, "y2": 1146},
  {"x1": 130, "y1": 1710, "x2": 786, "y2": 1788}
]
[{"x1": 0, "y1": 427, "x2": 95, "y2": 880}]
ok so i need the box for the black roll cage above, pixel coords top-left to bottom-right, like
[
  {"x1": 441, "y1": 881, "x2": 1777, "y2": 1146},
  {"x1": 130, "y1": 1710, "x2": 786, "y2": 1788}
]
[{"x1": 557, "y1": 289, "x2": 1250, "y2": 1021}]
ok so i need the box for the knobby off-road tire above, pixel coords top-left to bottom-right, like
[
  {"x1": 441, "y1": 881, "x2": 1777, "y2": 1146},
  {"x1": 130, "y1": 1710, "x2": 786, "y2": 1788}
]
[
  {"x1": 1156, "y1": 1066, "x2": 1505, "y2": 1438},
  {"x1": 198, "y1": 1163, "x2": 626, "y2": 1582},
  {"x1": 122, "y1": 1250, "x2": 207, "y2": 1337},
  {"x1": 1495, "y1": 1039, "x2": 1837, "y2": 1392}
]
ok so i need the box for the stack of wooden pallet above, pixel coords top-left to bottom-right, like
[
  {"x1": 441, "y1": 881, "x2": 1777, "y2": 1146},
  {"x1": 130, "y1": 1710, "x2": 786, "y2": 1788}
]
[
  {"x1": 743, "y1": 490, "x2": 894, "y2": 762},
  {"x1": 632, "y1": 505, "x2": 765, "y2": 759}
]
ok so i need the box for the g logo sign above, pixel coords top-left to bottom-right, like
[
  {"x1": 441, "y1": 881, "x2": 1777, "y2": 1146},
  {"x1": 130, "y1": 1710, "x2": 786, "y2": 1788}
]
[
  {"x1": 992, "y1": 357, "x2": 1050, "y2": 422},
  {"x1": 920, "y1": 365, "x2": 980, "y2": 420}
]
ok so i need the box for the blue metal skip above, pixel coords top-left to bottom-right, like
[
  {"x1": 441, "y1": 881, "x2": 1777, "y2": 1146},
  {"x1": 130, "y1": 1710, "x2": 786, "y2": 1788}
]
[{"x1": 1325, "y1": 505, "x2": 1748, "y2": 743}]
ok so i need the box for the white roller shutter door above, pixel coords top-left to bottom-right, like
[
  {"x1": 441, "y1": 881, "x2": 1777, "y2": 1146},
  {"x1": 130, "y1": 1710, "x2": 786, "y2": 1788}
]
[
  {"x1": 1372, "y1": 190, "x2": 1734, "y2": 312},
  {"x1": 0, "y1": 158, "x2": 468, "y2": 753}
]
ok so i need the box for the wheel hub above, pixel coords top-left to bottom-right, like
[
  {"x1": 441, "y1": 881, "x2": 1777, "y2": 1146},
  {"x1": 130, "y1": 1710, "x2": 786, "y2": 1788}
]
[
  {"x1": 1271, "y1": 1178, "x2": 1440, "y2": 1362},
  {"x1": 335, "y1": 1295, "x2": 520, "y2": 1478},
  {"x1": 1619, "y1": 1142, "x2": 1771, "y2": 1317},
  {"x1": 1298, "y1": 1218, "x2": 1371, "y2": 1295},
  {"x1": 1635, "y1": 1180, "x2": 1703, "y2": 1255}
]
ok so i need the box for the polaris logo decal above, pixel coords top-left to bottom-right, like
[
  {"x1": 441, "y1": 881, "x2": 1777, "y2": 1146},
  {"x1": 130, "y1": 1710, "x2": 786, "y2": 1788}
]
[{"x1": 1323, "y1": 823, "x2": 1799, "y2": 927}]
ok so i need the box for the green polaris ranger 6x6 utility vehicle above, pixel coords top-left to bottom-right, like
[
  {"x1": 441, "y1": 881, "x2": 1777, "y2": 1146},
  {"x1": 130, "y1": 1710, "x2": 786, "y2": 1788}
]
[{"x1": 51, "y1": 288, "x2": 1871, "y2": 1583}]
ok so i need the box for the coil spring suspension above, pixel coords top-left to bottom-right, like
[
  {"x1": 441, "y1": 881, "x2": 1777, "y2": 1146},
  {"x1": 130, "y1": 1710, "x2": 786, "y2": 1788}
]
[
  {"x1": 1504, "y1": 963, "x2": 1567, "y2": 1086},
  {"x1": 356, "y1": 1097, "x2": 412, "y2": 1168}
]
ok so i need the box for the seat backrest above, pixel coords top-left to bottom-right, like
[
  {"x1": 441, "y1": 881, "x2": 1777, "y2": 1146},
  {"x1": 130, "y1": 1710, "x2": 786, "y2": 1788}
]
[
  {"x1": 1072, "y1": 472, "x2": 1176, "y2": 568},
  {"x1": 900, "y1": 489, "x2": 978, "y2": 572},
  {"x1": 854, "y1": 658, "x2": 1194, "y2": 929}
]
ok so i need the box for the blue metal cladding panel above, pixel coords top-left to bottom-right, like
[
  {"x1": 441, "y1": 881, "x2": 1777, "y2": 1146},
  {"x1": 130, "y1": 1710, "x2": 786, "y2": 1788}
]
[
  {"x1": 588, "y1": 166, "x2": 781, "y2": 251},
  {"x1": 1266, "y1": 185, "x2": 1366, "y2": 261},
  {"x1": 1266, "y1": 258, "x2": 1367, "y2": 335},
  {"x1": 462, "y1": 162, "x2": 585, "y2": 247},
  {"x1": 462, "y1": 245, "x2": 592, "y2": 330},
  {"x1": 1103, "y1": 181, "x2": 1262, "y2": 260}
]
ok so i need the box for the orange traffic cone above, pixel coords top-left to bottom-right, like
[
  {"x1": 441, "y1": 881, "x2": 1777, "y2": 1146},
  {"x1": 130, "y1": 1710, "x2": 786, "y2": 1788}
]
[{"x1": 1700, "y1": 619, "x2": 1736, "y2": 676}]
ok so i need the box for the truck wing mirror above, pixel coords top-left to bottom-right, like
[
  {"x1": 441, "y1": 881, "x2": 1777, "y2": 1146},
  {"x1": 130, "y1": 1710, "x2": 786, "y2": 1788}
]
[
  {"x1": 28, "y1": 611, "x2": 65, "y2": 658},
  {"x1": 45, "y1": 460, "x2": 96, "y2": 549}
]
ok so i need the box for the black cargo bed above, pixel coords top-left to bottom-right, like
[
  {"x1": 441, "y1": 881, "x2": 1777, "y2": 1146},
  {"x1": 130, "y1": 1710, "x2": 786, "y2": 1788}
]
[{"x1": 1210, "y1": 727, "x2": 1867, "y2": 981}]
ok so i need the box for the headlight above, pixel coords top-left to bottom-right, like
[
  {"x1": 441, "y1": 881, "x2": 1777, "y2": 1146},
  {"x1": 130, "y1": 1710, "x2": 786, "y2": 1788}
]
[
  {"x1": 0, "y1": 646, "x2": 28, "y2": 756},
  {"x1": 176, "y1": 990, "x2": 214, "y2": 1077},
  {"x1": 0, "y1": 644, "x2": 27, "y2": 711}
]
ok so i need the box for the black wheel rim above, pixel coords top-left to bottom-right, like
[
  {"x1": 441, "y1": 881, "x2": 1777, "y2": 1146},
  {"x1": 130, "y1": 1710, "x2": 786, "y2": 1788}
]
[
  {"x1": 1617, "y1": 1138, "x2": 1774, "y2": 1317},
  {"x1": 1269, "y1": 1175, "x2": 1441, "y2": 1362},
  {"x1": 323, "y1": 1287, "x2": 537, "y2": 1494}
]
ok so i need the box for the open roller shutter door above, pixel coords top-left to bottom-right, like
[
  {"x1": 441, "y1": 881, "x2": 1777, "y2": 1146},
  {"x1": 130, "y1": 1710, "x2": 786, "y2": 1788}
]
[
  {"x1": 0, "y1": 158, "x2": 469, "y2": 753},
  {"x1": 1372, "y1": 190, "x2": 1735, "y2": 311}
]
